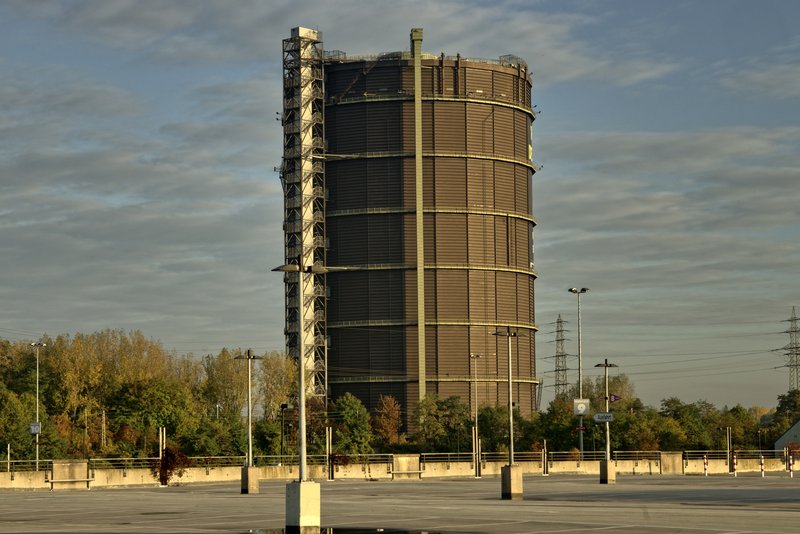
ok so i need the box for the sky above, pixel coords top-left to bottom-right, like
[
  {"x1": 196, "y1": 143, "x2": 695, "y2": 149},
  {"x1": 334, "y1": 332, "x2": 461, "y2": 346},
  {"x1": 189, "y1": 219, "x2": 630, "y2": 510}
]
[{"x1": 1, "y1": 0, "x2": 798, "y2": 411}]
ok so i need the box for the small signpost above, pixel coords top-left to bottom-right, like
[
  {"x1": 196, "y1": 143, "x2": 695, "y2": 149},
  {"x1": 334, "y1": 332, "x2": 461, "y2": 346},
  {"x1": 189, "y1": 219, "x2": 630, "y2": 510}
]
[{"x1": 593, "y1": 412, "x2": 614, "y2": 423}]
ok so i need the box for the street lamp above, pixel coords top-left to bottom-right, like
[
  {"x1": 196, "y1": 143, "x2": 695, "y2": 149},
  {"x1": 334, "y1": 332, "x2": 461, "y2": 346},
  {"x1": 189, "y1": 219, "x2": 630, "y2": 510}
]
[
  {"x1": 568, "y1": 287, "x2": 589, "y2": 457},
  {"x1": 469, "y1": 353, "x2": 481, "y2": 478},
  {"x1": 493, "y1": 328, "x2": 523, "y2": 500},
  {"x1": 594, "y1": 359, "x2": 618, "y2": 462},
  {"x1": 30, "y1": 342, "x2": 46, "y2": 471},
  {"x1": 235, "y1": 349, "x2": 262, "y2": 494}
]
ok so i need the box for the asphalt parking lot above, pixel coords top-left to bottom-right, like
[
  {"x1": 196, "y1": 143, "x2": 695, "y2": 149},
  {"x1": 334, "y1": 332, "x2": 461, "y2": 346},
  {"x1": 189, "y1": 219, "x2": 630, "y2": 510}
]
[{"x1": 2, "y1": 473, "x2": 798, "y2": 533}]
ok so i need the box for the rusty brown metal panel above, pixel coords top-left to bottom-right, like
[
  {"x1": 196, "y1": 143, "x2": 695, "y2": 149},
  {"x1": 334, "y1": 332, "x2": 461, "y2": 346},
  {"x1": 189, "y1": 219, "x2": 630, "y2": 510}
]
[
  {"x1": 366, "y1": 102, "x2": 404, "y2": 152},
  {"x1": 365, "y1": 65, "x2": 402, "y2": 93},
  {"x1": 494, "y1": 217, "x2": 508, "y2": 265},
  {"x1": 434, "y1": 213, "x2": 467, "y2": 264},
  {"x1": 466, "y1": 159, "x2": 492, "y2": 209},
  {"x1": 437, "y1": 326, "x2": 469, "y2": 375},
  {"x1": 433, "y1": 157, "x2": 467, "y2": 208},
  {"x1": 493, "y1": 106, "x2": 514, "y2": 159},
  {"x1": 515, "y1": 166, "x2": 530, "y2": 215},
  {"x1": 365, "y1": 158, "x2": 403, "y2": 208},
  {"x1": 402, "y1": 102, "x2": 415, "y2": 152},
  {"x1": 327, "y1": 160, "x2": 367, "y2": 211},
  {"x1": 404, "y1": 270, "x2": 417, "y2": 321},
  {"x1": 424, "y1": 269, "x2": 437, "y2": 319},
  {"x1": 494, "y1": 161, "x2": 515, "y2": 212},
  {"x1": 422, "y1": 100, "x2": 434, "y2": 152},
  {"x1": 442, "y1": 65, "x2": 455, "y2": 94},
  {"x1": 421, "y1": 66, "x2": 435, "y2": 96},
  {"x1": 514, "y1": 110, "x2": 530, "y2": 162},
  {"x1": 468, "y1": 270, "x2": 496, "y2": 322},
  {"x1": 467, "y1": 214, "x2": 488, "y2": 265},
  {"x1": 423, "y1": 212, "x2": 436, "y2": 263},
  {"x1": 330, "y1": 215, "x2": 369, "y2": 264},
  {"x1": 466, "y1": 103, "x2": 493, "y2": 154},
  {"x1": 436, "y1": 270, "x2": 468, "y2": 321},
  {"x1": 464, "y1": 67, "x2": 492, "y2": 96},
  {"x1": 425, "y1": 324, "x2": 438, "y2": 377},
  {"x1": 433, "y1": 101, "x2": 466, "y2": 153},
  {"x1": 367, "y1": 215, "x2": 404, "y2": 264},
  {"x1": 492, "y1": 70, "x2": 514, "y2": 101},
  {"x1": 326, "y1": 63, "x2": 366, "y2": 100},
  {"x1": 496, "y1": 270, "x2": 517, "y2": 323},
  {"x1": 367, "y1": 270, "x2": 404, "y2": 320},
  {"x1": 402, "y1": 213, "x2": 416, "y2": 265},
  {"x1": 402, "y1": 158, "x2": 416, "y2": 209}
]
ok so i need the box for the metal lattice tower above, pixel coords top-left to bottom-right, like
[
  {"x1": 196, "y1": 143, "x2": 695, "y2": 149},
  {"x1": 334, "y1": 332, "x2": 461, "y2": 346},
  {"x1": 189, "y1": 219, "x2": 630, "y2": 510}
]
[
  {"x1": 784, "y1": 306, "x2": 800, "y2": 390},
  {"x1": 554, "y1": 315, "x2": 568, "y2": 396},
  {"x1": 281, "y1": 27, "x2": 327, "y2": 398}
]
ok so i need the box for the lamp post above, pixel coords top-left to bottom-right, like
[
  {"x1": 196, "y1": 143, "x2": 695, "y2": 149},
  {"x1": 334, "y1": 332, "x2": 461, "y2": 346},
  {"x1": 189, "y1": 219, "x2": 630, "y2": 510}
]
[
  {"x1": 30, "y1": 342, "x2": 45, "y2": 471},
  {"x1": 594, "y1": 359, "x2": 618, "y2": 461},
  {"x1": 568, "y1": 287, "x2": 589, "y2": 457},
  {"x1": 493, "y1": 329, "x2": 522, "y2": 499},
  {"x1": 235, "y1": 349, "x2": 262, "y2": 494},
  {"x1": 470, "y1": 353, "x2": 481, "y2": 478}
]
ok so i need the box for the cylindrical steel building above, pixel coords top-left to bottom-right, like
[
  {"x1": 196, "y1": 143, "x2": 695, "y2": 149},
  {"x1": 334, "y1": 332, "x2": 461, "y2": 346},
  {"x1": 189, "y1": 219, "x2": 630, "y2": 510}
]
[{"x1": 322, "y1": 30, "x2": 538, "y2": 427}]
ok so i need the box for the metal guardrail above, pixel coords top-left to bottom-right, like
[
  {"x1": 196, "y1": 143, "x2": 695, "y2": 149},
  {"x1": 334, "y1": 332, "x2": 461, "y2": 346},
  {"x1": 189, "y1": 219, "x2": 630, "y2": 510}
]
[
  {"x1": 8, "y1": 449, "x2": 791, "y2": 474},
  {"x1": 548, "y1": 451, "x2": 606, "y2": 461},
  {"x1": 612, "y1": 451, "x2": 661, "y2": 461}
]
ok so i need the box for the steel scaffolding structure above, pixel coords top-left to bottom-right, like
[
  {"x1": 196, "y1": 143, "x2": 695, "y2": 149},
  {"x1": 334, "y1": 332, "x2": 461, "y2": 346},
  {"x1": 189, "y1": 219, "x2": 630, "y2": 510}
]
[{"x1": 281, "y1": 27, "x2": 327, "y2": 399}]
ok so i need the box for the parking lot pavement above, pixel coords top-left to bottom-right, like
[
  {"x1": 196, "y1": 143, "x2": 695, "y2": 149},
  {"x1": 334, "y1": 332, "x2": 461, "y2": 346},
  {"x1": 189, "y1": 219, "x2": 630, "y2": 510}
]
[{"x1": 2, "y1": 474, "x2": 799, "y2": 533}]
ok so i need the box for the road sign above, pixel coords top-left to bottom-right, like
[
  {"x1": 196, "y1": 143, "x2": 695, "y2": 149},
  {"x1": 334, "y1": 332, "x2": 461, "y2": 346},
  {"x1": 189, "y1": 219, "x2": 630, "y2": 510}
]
[
  {"x1": 573, "y1": 399, "x2": 590, "y2": 416},
  {"x1": 575, "y1": 426, "x2": 587, "y2": 431},
  {"x1": 593, "y1": 412, "x2": 614, "y2": 423},
  {"x1": 29, "y1": 422, "x2": 41, "y2": 435},
  {"x1": 610, "y1": 394, "x2": 622, "y2": 402}
]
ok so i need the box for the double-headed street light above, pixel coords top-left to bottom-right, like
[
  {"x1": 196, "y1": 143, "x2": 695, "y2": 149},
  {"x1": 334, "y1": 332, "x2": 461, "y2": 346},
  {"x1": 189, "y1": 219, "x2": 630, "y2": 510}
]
[
  {"x1": 30, "y1": 342, "x2": 46, "y2": 471},
  {"x1": 235, "y1": 349, "x2": 262, "y2": 468},
  {"x1": 568, "y1": 287, "x2": 589, "y2": 456}
]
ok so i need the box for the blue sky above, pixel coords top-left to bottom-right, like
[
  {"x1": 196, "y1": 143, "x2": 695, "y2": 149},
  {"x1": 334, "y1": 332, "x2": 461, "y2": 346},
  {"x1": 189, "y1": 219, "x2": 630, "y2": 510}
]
[{"x1": 1, "y1": 0, "x2": 798, "y2": 410}]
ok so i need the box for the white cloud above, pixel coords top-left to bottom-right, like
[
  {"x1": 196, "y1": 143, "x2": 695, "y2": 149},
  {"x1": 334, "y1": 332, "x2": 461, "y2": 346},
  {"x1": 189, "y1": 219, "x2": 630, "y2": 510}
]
[{"x1": 721, "y1": 62, "x2": 800, "y2": 99}]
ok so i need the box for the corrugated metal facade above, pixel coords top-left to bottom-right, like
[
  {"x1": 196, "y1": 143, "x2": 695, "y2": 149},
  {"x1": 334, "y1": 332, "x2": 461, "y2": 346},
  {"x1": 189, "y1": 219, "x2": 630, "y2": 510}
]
[{"x1": 325, "y1": 54, "x2": 537, "y2": 427}]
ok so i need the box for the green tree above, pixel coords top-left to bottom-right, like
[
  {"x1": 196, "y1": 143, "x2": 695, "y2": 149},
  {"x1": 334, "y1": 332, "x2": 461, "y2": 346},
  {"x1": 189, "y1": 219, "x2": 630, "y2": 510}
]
[{"x1": 332, "y1": 393, "x2": 373, "y2": 455}]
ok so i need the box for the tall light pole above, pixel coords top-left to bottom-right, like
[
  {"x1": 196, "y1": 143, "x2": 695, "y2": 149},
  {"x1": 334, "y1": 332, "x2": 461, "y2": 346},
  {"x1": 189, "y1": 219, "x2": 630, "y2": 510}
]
[
  {"x1": 470, "y1": 353, "x2": 481, "y2": 478},
  {"x1": 236, "y1": 349, "x2": 262, "y2": 494},
  {"x1": 594, "y1": 358, "x2": 618, "y2": 461},
  {"x1": 493, "y1": 330, "x2": 518, "y2": 464},
  {"x1": 30, "y1": 342, "x2": 45, "y2": 471},
  {"x1": 568, "y1": 287, "x2": 589, "y2": 457}
]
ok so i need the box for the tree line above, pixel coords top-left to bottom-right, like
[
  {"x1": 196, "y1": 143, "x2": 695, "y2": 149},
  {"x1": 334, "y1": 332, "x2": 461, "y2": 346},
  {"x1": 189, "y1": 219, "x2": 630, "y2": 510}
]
[{"x1": 1, "y1": 329, "x2": 798, "y2": 461}]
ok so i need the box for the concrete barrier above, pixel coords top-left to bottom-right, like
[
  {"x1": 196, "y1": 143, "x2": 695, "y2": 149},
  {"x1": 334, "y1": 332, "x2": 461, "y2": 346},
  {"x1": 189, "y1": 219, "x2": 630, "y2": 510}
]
[{"x1": 1, "y1": 453, "x2": 792, "y2": 490}]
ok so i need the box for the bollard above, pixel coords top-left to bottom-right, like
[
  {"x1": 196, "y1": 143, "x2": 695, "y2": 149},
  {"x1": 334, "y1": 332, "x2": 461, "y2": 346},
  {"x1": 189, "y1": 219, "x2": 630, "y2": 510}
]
[
  {"x1": 703, "y1": 454, "x2": 708, "y2": 477},
  {"x1": 733, "y1": 454, "x2": 738, "y2": 477},
  {"x1": 760, "y1": 455, "x2": 765, "y2": 478},
  {"x1": 791, "y1": 456, "x2": 795, "y2": 478}
]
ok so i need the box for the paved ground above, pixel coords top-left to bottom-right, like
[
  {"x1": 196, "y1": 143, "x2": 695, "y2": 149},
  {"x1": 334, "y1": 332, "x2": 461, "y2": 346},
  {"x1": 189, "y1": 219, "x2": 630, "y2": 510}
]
[{"x1": 1, "y1": 473, "x2": 799, "y2": 533}]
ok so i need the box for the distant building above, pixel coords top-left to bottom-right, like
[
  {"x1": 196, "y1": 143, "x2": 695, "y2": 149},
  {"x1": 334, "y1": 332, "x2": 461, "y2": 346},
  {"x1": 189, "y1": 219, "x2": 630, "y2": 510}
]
[
  {"x1": 775, "y1": 420, "x2": 800, "y2": 450},
  {"x1": 280, "y1": 27, "x2": 538, "y2": 428}
]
